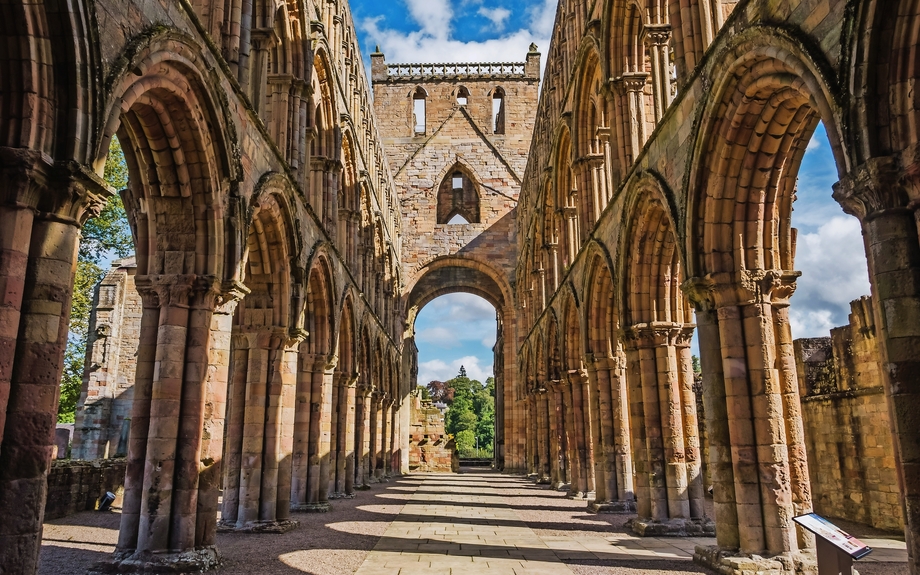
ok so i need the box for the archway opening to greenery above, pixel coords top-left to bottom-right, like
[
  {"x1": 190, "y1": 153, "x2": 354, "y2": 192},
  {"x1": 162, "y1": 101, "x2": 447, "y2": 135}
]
[{"x1": 413, "y1": 293, "x2": 497, "y2": 459}]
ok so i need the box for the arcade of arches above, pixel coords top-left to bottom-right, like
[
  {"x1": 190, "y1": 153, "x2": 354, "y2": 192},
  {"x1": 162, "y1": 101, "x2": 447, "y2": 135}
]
[{"x1": 0, "y1": 0, "x2": 919, "y2": 573}]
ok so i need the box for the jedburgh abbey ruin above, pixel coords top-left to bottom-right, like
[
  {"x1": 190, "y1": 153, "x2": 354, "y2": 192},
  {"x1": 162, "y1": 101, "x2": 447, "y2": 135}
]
[{"x1": 1, "y1": 0, "x2": 918, "y2": 573}]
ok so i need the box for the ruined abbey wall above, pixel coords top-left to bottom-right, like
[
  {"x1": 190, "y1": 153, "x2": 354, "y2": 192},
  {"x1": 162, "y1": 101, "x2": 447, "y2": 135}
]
[{"x1": 797, "y1": 297, "x2": 903, "y2": 531}]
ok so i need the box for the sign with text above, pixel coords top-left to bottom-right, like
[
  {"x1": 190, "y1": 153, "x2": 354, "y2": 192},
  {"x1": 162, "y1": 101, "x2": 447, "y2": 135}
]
[{"x1": 794, "y1": 513, "x2": 873, "y2": 559}]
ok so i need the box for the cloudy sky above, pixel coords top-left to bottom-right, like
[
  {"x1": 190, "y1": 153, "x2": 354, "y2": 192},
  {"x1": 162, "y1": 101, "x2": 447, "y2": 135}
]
[{"x1": 348, "y1": 0, "x2": 872, "y2": 383}]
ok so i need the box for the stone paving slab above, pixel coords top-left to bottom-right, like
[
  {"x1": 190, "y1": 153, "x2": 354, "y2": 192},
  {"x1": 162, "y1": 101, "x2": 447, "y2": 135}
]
[{"x1": 353, "y1": 471, "x2": 911, "y2": 574}]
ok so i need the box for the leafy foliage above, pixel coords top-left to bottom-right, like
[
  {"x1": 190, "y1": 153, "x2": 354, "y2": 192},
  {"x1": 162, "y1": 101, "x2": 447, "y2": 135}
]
[
  {"x1": 440, "y1": 367, "x2": 495, "y2": 457},
  {"x1": 58, "y1": 137, "x2": 133, "y2": 423}
]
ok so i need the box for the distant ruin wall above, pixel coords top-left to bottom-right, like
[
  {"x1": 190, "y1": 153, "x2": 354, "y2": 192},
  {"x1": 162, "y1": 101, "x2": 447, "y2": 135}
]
[
  {"x1": 408, "y1": 394, "x2": 457, "y2": 472},
  {"x1": 796, "y1": 296, "x2": 902, "y2": 531},
  {"x1": 45, "y1": 459, "x2": 127, "y2": 520},
  {"x1": 72, "y1": 258, "x2": 141, "y2": 460}
]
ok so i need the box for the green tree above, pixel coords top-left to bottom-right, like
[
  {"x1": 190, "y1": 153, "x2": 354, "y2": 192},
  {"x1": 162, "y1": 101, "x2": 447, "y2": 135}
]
[
  {"x1": 454, "y1": 430, "x2": 476, "y2": 454},
  {"x1": 58, "y1": 137, "x2": 133, "y2": 423}
]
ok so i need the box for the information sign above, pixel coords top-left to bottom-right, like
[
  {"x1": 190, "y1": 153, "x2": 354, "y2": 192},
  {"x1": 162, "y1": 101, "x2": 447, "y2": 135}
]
[{"x1": 793, "y1": 513, "x2": 873, "y2": 559}]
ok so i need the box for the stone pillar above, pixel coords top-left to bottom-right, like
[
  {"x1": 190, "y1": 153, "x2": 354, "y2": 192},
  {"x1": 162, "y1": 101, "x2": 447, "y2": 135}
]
[
  {"x1": 586, "y1": 355, "x2": 634, "y2": 513},
  {"x1": 220, "y1": 327, "x2": 302, "y2": 532},
  {"x1": 644, "y1": 25, "x2": 672, "y2": 122},
  {"x1": 526, "y1": 393, "x2": 537, "y2": 476},
  {"x1": 618, "y1": 73, "x2": 649, "y2": 164},
  {"x1": 536, "y1": 387, "x2": 551, "y2": 483},
  {"x1": 585, "y1": 360, "x2": 608, "y2": 506},
  {"x1": 291, "y1": 349, "x2": 314, "y2": 508},
  {"x1": 388, "y1": 397, "x2": 398, "y2": 476},
  {"x1": 834, "y1": 162, "x2": 920, "y2": 573},
  {"x1": 675, "y1": 327, "x2": 706, "y2": 520},
  {"x1": 567, "y1": 370, "x2": 590, "y2": 498},
  {"x1": 684, "y1": 270, "x2": 807, "y2": 557},
  {"x1": 562, "y1": 379, "x2": 579, "y2": 488},
  {"x1": 0, "y1": 154, "x2": 107, "y2": 574},
  {"x1": 328, "y1": 372, "x2": 342, "y2": 496},
  {"x1": 547, "y1": 380, "x2": 566, "y2": 488},
  {"x1": 343, "y1": 375, "x2": 358, "y2": 495},
  {"x1": 625, "y1": 323, "x2": 711, "y2": 536},
  {"x1": 291, "y1": 354, "x2": 335, "y2": 511},
  {"x1": 116, "y1": 276, "x2": 239, "y2": 570},
  {"x1": 355, "y1": 386, "x2": 372, "y2": 487}
]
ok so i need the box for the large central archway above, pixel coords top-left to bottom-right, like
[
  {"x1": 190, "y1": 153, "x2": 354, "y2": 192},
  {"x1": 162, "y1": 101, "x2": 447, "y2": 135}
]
[{"x1": 402, "y1": 256, "x2": 518, "y2": 471}]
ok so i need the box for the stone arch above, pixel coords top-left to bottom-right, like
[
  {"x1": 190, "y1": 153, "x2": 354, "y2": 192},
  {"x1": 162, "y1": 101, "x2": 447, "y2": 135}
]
[
  {"x1": 405, "y1": 256, "x2": 511, "y2": 314},
  {"x1": 100, "y1": 34, "x2": 237, "y2": 281},
  {"x1": 0, "y1": 0, "x2": 55, "y2": 154},
  {"x1": 618, "y1": 174, "x2": 703, "y2": 526},
  {"x1": 305, "y1": 249, "x2": 336, "y2": 356},
  {"x1": 852, "y1": 0, "x2": 920, "y2": 163},
  {"x1": 620, "y1": 174, "x2": 689, "y2": 326},
  {"x1": 688, "y1": 27, "x2": 846, "y2": 278},
  {"x1": 684, "y1": 28, "x2": 844, "y2": 555},
  {"x1": 552, "y1": 124, "x2": 579, "y2": 268},
  {"x1": 572, "y1": 41, "x2": 611, "y2": 226},
  {"x1": 221, "y1": 179, "x2": 299, "y2": 531},
  {"x1": 583, "y1": 243, "x2": 618, "y2": 359},
  {"x1": 330, "y1": 293, "x2": 357, "y2": 496}
]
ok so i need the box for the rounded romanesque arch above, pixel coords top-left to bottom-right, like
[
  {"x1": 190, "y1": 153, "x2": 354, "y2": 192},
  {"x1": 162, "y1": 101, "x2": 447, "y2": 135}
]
[
  {"x1": 221, "y1": 180, "x2": 299, "y2": 531},
  {"x1": 685, "y1": 28, "x2": 845, "y2": 555},
  {"x1": 618, "y1": 175, "x2": 704, "y2": 527},
  {"x1": 572, "y1": 42, "x2": 613, "y2": 226},
  {"x1": 552, "y1": 125, "x2": 579, "y2": 268}
]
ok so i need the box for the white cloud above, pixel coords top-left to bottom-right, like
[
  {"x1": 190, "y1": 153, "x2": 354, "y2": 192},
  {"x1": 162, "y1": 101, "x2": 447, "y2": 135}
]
[
  {"x1": 791, "y1": 216, "x2": 871, "y2": 338},
  {"x1": 405, "y1": 0, "x2": 453, "y2": 39},
  {"x1": 806, "y1": 137, "x2": 821, "y2": 151},
  {"x1": 478, "y1": 6, "x2": 511, "y2": 30},
  {"x1": 360, "y1": 0, "x2": 555, "y2": 67},
  {"x1": 417, "y1": 355, "x2": 493, "y2": 385}
]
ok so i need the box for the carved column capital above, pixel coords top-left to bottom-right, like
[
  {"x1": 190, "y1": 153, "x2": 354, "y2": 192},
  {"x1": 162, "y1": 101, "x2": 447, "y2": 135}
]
[
  {"x1": 833, "y1": 156, "x2": 910, "y2": 220},
  {"x1": 643, "y1": 24, "x2": 672, "y2": 47},
  {"x1": 626, "y1": 321, "x2": 684, "y2": 348},
  {"x1": 683, "y1": 269, "x2": 800, "y2": 310}
]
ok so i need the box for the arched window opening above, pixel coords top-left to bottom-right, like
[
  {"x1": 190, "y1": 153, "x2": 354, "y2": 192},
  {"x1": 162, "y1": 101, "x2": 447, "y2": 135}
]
[
  {"x1": 413, "y1": 87, "x2": 427, "y2": 135},
  {"x1": 457, "y1": 86, "x2": 470, "y2": 106},
  {"x1": 492, "y1": 87, "x2": 506, "y2": 134},
  {"x1": 437, "y1": 168, "x2": 480, "y2": 224}
]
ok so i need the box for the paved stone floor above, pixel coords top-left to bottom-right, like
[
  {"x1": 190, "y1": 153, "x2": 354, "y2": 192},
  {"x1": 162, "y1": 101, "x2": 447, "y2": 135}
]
[{"x1": 39, "y1": 469, "x2": 908, "y2": 574}]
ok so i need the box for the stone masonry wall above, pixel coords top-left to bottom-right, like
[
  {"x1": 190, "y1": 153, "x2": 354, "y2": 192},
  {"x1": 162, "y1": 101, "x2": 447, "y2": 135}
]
[
  {"x1": 72, "y1": 258, "x2": 141, "y2": 460},
  {"x1": 796, "y1": 296, "x2": 903, "y2": 531},
  {"x1": 44, "y1": 459, "x2": 127, "y2": 520},
  {"x1": 408, "y1": 394, "x2": 457, "y2": 472}
]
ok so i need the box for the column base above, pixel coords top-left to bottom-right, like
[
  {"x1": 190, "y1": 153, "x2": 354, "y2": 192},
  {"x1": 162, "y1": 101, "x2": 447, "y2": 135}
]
[
  {"x1": 290, "y1": 502, "x2": 331, "y2": 513},
  {"x1": 216, "y1": 519, "x2": 299, "y2": 534},
  {"x1": 629, "y1": 517, "x2": 716, "y2": 537},
  {"x1": 567, "y1": 490, "x2": 594, "y2": 500},
  {"x1": 95, "y1": 547, "x2": 220, "y2": 573},
  {"x1": 355, "y1": 484, "x2": 372, "y2": 491},
  {"x1": 552, "y1": 481, "x2": 568, "y2": 490},
  {"x1": 587, "y1": 499, "x2": 636, "y2": 513},
  {"x1": 329, "y1": 492, "x2": 356, "y2": 499},
  {"x1": 535, "y1": 475, "x2": 551, "y2": 485},
  {"x1": 693, "y1": 545, "x2": 817, "y2": 575}
]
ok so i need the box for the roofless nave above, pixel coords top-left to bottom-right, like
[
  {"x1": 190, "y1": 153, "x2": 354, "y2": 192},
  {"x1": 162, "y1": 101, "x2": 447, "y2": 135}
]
[{"x1": 0, "y1": 0, "x2": 918, "y2": 573}]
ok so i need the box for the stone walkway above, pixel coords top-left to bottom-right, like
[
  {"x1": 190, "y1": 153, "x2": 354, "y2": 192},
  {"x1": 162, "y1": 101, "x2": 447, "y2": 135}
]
[
  {"x1": 39, "y1": 469, "x2": 909, "y2": 574},
  {"x1": 356, "y1": 472, "x2": 714, "y2": 575}
]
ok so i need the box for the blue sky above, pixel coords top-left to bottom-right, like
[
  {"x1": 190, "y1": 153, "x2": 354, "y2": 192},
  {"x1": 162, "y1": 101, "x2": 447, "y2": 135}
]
[{"x1": 349, "y1": 0, "x2": 872, "y2": 383}]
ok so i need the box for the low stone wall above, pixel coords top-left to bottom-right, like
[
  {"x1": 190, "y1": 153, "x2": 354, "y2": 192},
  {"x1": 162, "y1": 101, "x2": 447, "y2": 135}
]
[
  {"x1": 796, "y1": 296, "x2": 903, "y2": 531},
  {"x1": 45, "y1": 459, "x2": 127, "y2": 520}
]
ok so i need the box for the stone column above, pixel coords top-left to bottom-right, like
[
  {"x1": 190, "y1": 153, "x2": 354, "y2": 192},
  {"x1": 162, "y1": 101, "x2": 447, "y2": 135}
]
[
  {"x1": 562, "y1": 379, "x2": 579, "y2": 488},
  {"x1": 567, "y1": 370, "x2": 590, "y2": 498},
  {"x1": 624, "y1": 323, "x2": 710, "y2": 536},
  {"x1": 291, "y1": 349, "x2": 315, "y2": 508},
  {"x1": 355, "y1": 386, "x2": 372, "y2": 487},
  {"x1": 684, "y1": 270, "x2": 804, "y2": 557},
  {"x1": 526, "y1": 392, "x2": 537, "y2": 476},
  {"x1": 116, "y1": 275, "x2": 242, "y2": 569},
  {"x1": 585, "y1": 359, "x2": 608, "y2": 506},
  {"x1": 328, "y1": 372, "x2": 342, "y2": 496},
  {"x1": 0, "y1": 155, "x2": 107, "y2": 574},
  {"x1": 343, "y1": 374, "x2": 358, "y2": 495},
  {"x1": 675, "y1": 327, "x2": 705, "y2": 520},
  {"x1": 586, "y1": 355, "x2": 634, "y2": 513},
  {"x1": 618, "y1": 73, "x2": 649, "y2": 164},
  {"x1": 578, "y1": 369, "x2": 597, "y2": 498},
  {"x1": 536, "y1": 387, "x2": 551, "y2": 483},
  {"x1": 644, "y1": 25, "x2": 672, "y2": 122},
  {"x1": 834, "y1": 162, "x2": 920, "y2": 572},
  {"x1": 388, "y1": 397, "x2": 399, "y2": 476},
  {"x1": 291, "y1": 354, "x2": 335, "y2": 511},
  {"x1": 547, "y1": 380, "x2": 566, "y2": 488}
]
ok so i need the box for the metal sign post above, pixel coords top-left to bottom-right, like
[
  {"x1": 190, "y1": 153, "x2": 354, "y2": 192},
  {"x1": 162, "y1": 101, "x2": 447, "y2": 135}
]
[{"x1": 794, "y1": 513, "x2": 872, "y2": 575}]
